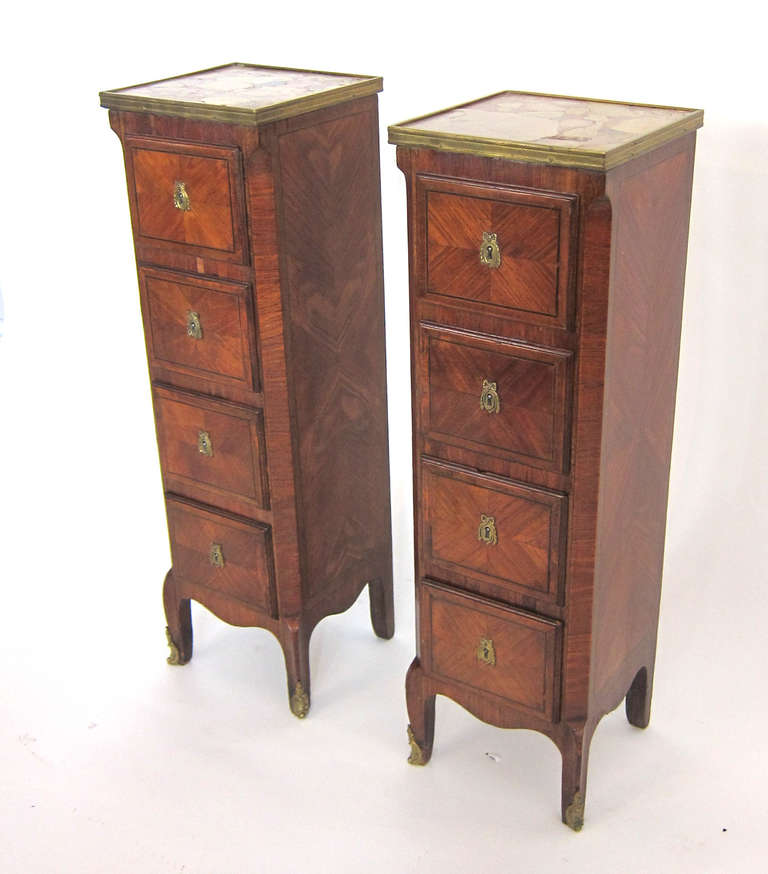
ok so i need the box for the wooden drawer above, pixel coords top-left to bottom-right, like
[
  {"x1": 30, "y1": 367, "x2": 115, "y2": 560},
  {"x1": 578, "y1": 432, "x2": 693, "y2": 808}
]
[
  {"x1": 419, "y1": 176, "x2": 576, "y2": 328},
  {"x1": 421, "y1": 581, "x2": 561, "y2": 722},
  {"x1": 154, "y1": 387, "x2": 269, "y2": 509},
  {"x1": 140, "y1": 267, "x2": 259, "y2": 391},
  {"x1": 420, "y1": 324, "x2": 572, "y2": 473},
  {"x1": 125, "y1": 136, "x2": 247, "y2": 262},
  {"x1": 166, "y1": 498, "x2": 275, "y2": 616},
  {"x1": 422, "y1": 459, "x2": 567, "y2": 603}
]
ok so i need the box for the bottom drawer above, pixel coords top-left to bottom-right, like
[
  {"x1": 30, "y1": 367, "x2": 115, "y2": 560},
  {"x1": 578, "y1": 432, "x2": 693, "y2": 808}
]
[
  {"x1": 421, "y1": 581, "x2": 561, "y2": 722},
  {"x1": 167, "y1": 498, "x2": 275, "y2": 616}
]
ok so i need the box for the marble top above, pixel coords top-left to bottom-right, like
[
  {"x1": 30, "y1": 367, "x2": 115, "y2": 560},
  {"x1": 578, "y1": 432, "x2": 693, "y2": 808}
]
[
  {"x1": 389, "y1": 91, "x2": 703, "y2": 170},
  {"x1": 100, "y1": 63, "x2": 382, "y2": 125}
]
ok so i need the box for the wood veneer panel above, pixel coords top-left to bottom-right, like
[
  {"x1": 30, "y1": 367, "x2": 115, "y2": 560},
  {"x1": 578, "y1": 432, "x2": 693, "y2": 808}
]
[
  {"x1": 422, "y1": 459, "x2": 567, "y2": 604},
  {"x1": 421, "y1": 176, "x2": 576, "y2": 328},
  {"x1": 420, "y1": 323, "x2": 572, "y2": 472},
  {"x1": 590, "y1": 135, "x2": 696, "y2": 712},
  {"x1": 422, "y1": 581, "x2": 561, "y2": 722},
  {"x1": 125, "y1": 136, "x2": 248, "y2": 263},
  {"x1": 276, "y1": 99, "x2": 392, "y2": 603}
]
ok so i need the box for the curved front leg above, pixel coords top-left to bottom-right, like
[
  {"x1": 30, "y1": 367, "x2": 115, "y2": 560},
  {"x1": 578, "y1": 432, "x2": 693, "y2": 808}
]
[
  {"x1": 560, "y1": 721, "x2": 595, "y2": 831},
  {"x1": 163, "y1": 570, "x2": 192, "y2": 665},
  {"x1": 405, "y1": 658, "x2": 435, "y2": 765},
  {"x1": 280, "y1": 618, "x2": 312, "y2": 719}
]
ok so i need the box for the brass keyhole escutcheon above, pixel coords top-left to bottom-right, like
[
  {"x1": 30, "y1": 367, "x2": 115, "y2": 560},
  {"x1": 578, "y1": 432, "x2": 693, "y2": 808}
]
[
  {"x1": 186, "y1": 311, "x2": 202, "y2": 340},
  {"x1": 477, "y1": 637, "x2": 496, "y2": 666},
  {"x1": 478, "y1": 514, "x2": 498, "y2": 546},
  {"x1": 173, "y1": 180, "x2": 191, "y2": 211},
  {"x1": 209, "y1": 543, "x2": 224, "y2": 568},
  {"x1": 480, "y1": 379, "x2": 500, "y2": 414},
  {"x1": 479, "y1": 231, "x2": 501, "y2": 268},
  {"x1": 198, "y1": 430, "x2": 213, "y2": 457}
]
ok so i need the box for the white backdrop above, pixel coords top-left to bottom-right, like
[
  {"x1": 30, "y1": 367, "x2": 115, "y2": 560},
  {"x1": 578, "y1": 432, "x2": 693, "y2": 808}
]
[{"x1": 1, "y1": 3, "x2": 766, "y2": 871}]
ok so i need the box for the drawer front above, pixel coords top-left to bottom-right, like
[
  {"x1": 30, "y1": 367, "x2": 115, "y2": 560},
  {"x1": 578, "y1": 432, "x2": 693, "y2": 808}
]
[
  {"x1": 126, "y1": 136, "x2": 246, "y2": 261},
  {"x1": 421, "y1": 325, "x2": 572, "y2": 473},
  {"x1": 422, "y1": 460, "x2": 566, "y2": 603},
  {"x1": 155, "y1": 387, "x2": 268, "y2": 509},
  {"x1": 140, "y1": 267, "x2": 259, "y2": 390},
  {"x1": 420, "y1": 176, "x2": 576, "y2": 328},
  {"x1": 422, "y1": 582, "x2": 561, "y2": 721},
  {"x1": 166, "y1": 499, "x2": 275, "y2": 615}
]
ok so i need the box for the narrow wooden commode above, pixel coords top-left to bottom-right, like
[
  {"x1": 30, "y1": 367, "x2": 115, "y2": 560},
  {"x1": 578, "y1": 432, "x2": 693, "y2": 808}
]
[
  {"x1": 101, "y1": 64, "x2": 394, "y2": 718},
  {"x1": 390, "y1": 91, "x2": 702, "y2": 828}
]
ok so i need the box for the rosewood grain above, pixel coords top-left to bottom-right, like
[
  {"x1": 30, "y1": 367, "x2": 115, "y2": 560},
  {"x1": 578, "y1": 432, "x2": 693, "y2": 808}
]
[
  {"x1": 394, "y1": 101, "x2": 700, "y2": 829},
  {"x1": 422, "y1": 176, "x2": 577, "y2": 329},
  {"x1": 420, "y1": 323, "x2": 573, "y2": 472},
  {"x1": 104, "y1": 68, "x2": 393, "y2": 719}
]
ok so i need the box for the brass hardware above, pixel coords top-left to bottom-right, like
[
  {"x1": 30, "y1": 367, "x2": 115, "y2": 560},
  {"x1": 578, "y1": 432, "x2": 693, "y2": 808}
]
[
  {"x1": 407, "y1": 724, "x2": 426, "y2": 766},
  {"x1": 209, "y1": 543, "x2": 224, "y2": 568},
  {"x1": 165, "y1": 627, "x2": 182, "y2": 665},
  {"x1": 480, "y1": 379, "x2": 500, "y2": 414},
  {"x1": 478, "y1": 514, "x2": 498, "y2": 546},
  {"x1": 173, "y1": 180, "x2": 191, "y2": 211},
  {"x1": 186, "y1": 311, "x2": 202, "y2": 340},
  {"x1": 99, "y1": 65, "x2": 383, "y2": 129},
  {"x1": 564, "y1": 792, "x2": 585, "y2": 831},
  {"x1": 479, "y1": 231, "x2": 501, "y2": 268},
  {"x1": 197, "y1": 430, "x2": 213, "y2": 457},
  {"x1": 477, "y1": 637, "x2": 496, "y2": 666},
  {"x1": 387, "y1": 93, "x2": 703, "y2": 170},
  {"x1": 290, "y1": 682, "x2": 310, "y2": 719}
]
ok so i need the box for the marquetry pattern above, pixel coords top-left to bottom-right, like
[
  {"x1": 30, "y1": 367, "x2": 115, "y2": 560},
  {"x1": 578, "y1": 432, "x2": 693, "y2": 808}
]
[
  {"x1": 425, "y1": 583, "x2": 560, "y2": 720},
  {"x1": 591, "y1": 148, "x2": 694, "y2": 697},
  {"x1": 398, "y1": 111, "x2": 698, "y2": 829},
  {"x1": 108, "y1": 81, "x2": 393, "y2": 719},
  {"x1": 423, "y1": 461, "x2": 566, "y2": 602},
  {"x1": 277, "y1": 111, "x2": 390, "y2": 599},
  {"x1": 141, "y1": 268, "x2": 257, "y2": 389},
  {"x1": 128, "y1": 139, "x2": 239, "y2": 253},
  {"x1": 419, "y1": 178, "x2": 576, "y2": 329},
  {"x1": 154, "y1": 387, "x2": 268, "y2": 507},
  {"x1": 422, "y1": 326, "x2": 572, "y2": 471},
  {"x1": 166, "y1": 499, "x2": 275, "y2": 616}
]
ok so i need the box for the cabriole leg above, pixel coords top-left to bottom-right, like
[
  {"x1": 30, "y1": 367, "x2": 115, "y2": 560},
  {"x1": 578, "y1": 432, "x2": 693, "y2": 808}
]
[
  {"x1": 561, "y1": 722, "x2": 594, "y2": 831},
  {"x1": 405, "y1": 658, "x2": 435, "y2": 765},
  {"x1": 281, "y1": 618, "x2": 312, "y2": 719},
  {"x1": 163, "y1": 570, "x2": 192, "y2": 665}
]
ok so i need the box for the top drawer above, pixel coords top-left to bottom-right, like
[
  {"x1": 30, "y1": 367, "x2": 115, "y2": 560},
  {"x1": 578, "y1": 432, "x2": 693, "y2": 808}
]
[
  {"x1": 419, "y1": 176, "x2": 577, "y2": 329},
  {"x1": 125, "y1": 136, "x2": 248, "y2": 263}
]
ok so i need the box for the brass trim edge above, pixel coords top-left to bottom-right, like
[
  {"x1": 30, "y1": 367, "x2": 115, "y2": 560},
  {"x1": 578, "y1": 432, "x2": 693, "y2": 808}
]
[
  {"x1": 100, "y1": 67, "x2": 383, "y2": 127},
  {"x1": 388, "y1": 90, "x2": 703, "y2": 170}
]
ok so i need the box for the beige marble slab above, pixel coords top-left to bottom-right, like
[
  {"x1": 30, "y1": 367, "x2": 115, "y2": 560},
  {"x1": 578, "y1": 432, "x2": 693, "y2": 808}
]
[
  {"x1": 389, "y1": 91, "x2": 703, "y2": 170},
  {"x1": 100, "y1": 63, "x2": 382, "y2": 125}
]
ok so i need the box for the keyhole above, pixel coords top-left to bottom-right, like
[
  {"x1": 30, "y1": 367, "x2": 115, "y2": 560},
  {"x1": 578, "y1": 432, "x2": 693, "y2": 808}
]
[
  {"x1": 484, "y1": 526, "x2": 490, "y2": 538},
  {"x1": 487, "y1": 245, "x2": 493, "y2": 259}
]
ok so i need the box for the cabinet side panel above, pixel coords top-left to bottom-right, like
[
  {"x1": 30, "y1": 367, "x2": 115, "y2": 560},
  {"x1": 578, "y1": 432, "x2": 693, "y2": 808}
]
[
  {"x1": 277, "y1": 100, "x2": 392, "y2": 602},
  {"x1": 591, "y1": 134, "x2": 697, "y2": 710}
]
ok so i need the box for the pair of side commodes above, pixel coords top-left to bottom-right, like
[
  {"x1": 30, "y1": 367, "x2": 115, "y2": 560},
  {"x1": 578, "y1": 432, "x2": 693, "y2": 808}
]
[{"x1": 100, "y1": 64, "x2": 703, "y2": 830}]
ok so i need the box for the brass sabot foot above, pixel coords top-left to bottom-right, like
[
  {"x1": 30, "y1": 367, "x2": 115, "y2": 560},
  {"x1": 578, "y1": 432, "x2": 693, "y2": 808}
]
[
  {"x1": 564, "y1": 792, "x2": 585, "y2": 832},
  {"x1": 165, "y1": 627, "x2": 183, "y2": 666},
  {"x1": 407, "y1": 724, "x2": 426, "y2": 765},
  {"x1": 290, "y1": 682, "x2": 310, "y2": 719}
]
